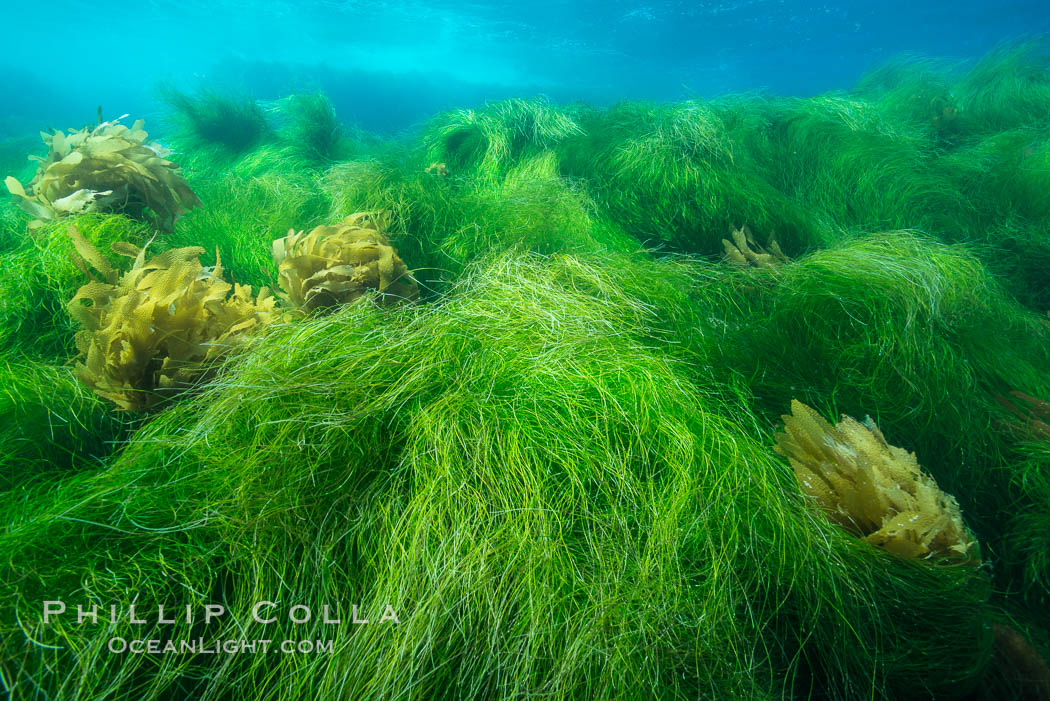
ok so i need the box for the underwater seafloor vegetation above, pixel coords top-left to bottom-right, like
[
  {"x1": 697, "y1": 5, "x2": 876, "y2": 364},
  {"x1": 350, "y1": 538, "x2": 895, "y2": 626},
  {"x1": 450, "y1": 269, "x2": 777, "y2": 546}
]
[{"x1": 3, "y1": 41, "x2": 1050, "y2": 700}]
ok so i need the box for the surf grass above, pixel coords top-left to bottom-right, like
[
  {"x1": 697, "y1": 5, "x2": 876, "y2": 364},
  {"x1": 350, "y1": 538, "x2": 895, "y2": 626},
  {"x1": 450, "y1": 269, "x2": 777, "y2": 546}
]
[
  {"x1": 1003, "y1": 441, "x2": 1050, "y2": 627},
  {"x1": 274, "y1": 92, "x2": 350, "y2": 164},
  {"x1": 160, "y1": 87, "x2": 271, "y2": 161},
  {"x1": 956, "y1": 42, "x2": 1050, "y2": 135},
  {"x1": 0, "y1": 360, "x2": 127, "y2": 490},
  {"x1": 763, "y1": 96, "x2": 976, "y2": 239},
  {"x1": 0, "y1": 135, "x2": 39, "y2": 250},
  {"x1": 5, "y1": 41, "x2": 1050, "y2": 699},
  {"x1": 2, "y1": 251, "x2": 994, "y2": 698},
  {"x1": 947, "y1": 129, "x2": 1050, "y2": 224},
  {"x1": 552, "y1": 48, "x2": 1050, "y2": 315},
  {"x1": 159, "y1": 88, "x2": 370, "y2": 179},
  {"x1": 0, "y1": 133, "x2": 38, "y2": 250},
  {"x1": 562, "y1": 45, "x2": 1043, "y2": 245},
  {"x1": 193, "y1": 94, "x2": 365, "y2": 178},
  {"x1": 940, "y1": 130, "x2": 1050, "y2": 306},
  {"x1": 0, "y1": 214, "x2": 149, "y2": 361},
  {"x1": 165, "y1": 173, "x2": 332, "y2": 289},
  {"x1": 323, "y1": 151, "x2": 639, "y2": 295},
  {"x1": 423, "y1": 97, "x2": 583, "y2": 180},
  {"x1": 0, "y1": 207, "x2": 21, "y2": 253},
  {"x1": 558, "y1": 95, "x2": 966, "y2": 257},
  {"x1": 560, "y1": 99, "x2": 783, "y2": 255}
]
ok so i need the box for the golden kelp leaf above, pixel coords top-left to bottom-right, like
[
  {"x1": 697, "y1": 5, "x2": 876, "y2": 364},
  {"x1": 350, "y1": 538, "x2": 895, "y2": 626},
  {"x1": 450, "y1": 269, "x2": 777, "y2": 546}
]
[
  {"x1": 67, "y1": 224, "x2": 116, "y2": 282},
  {"x1": 110, "y1": 241, "x2": 142, "y2": 259},
  {"x1": 52, "y1": 188, "x2": 108, "y2": 214},
  {"x1": 4, "y1": 175, "x2": 25, "y2": 197},
  {"x1": 273, "y1": 212, "x2": 419, "y2": 312},
  {"x1": 82, "y1": 137, "x2": 132, "y2": 156},
  {"x1": 58, "y1": 150, "x2": 84, "y2": 167},
  {"x1": 775, "y1": 399, "x2": 979, "y2": 565},
  {"x1": 51, "y1": 131, "x2": 68, "y2": 157},
  {"x1": 6, "y1": 174, "x2": 55, "y2": 221}
]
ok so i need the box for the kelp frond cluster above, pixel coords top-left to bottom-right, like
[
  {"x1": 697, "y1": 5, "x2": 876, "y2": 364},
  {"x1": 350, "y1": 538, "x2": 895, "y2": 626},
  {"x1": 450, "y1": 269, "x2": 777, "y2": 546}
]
[
  {"x1": 67, "y1": 226, "x2": 278, "y2": 411},
  {"x1": 776, "y1": 399, "x2": 979, "y2": 564},
  {"x1": 273, "y1": 211, "x2": 419, "y2": 312},
  {"x1": 4, "y1": 116, "x2": 200, "y2": 231},
  {"x1": 722, "y1": 225, "x2": 790, "y2": 268}
]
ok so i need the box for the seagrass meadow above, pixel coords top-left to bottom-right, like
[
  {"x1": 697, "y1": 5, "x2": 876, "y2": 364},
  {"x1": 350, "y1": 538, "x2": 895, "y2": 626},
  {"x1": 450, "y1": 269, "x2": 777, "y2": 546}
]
[{"x1": 4, "y1": 43, "x2": 1050, "y2": 700}]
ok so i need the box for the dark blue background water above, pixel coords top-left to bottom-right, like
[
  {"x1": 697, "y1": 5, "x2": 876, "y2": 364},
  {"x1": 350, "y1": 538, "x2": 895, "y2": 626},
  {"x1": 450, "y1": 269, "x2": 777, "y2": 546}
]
[{"x1": 1, "y1": 0, "x2": 1047, "y2": 136}]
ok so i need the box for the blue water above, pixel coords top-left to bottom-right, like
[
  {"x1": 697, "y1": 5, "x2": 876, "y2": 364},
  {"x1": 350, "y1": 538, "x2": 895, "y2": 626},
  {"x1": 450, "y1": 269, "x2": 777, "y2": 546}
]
[{"x1": 2, "y1": 0, "x2": 1048, "y2": 135}]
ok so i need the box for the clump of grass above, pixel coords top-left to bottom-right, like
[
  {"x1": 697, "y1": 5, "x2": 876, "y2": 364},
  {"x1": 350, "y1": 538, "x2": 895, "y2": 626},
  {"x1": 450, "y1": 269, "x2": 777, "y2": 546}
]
[
  {"x1": 0, "y1": 214, "x2": 149, "y2": 361},
  {"x1": 0, "y1": 133, "x2": 40, "y2": 250},
  {"x1": 1, "y1": 251, "x2": 995, "y2": 698},
  {"x1": 854, "y1": 55, "x2": 962, "y2": 139},
  {"x1": 561, "y1": 98, "x2": 834, "y2": 255},
  {"x1": 0, "y1": 204, "x2": 23, "y2": 253},
  {"x1": 323, "y1": 150, "x2": 638, "y2": 295},
  {"x1": 556, "y1": 45, "x2": 1050, "y2": 267},
  {"x1": 0, "y1": 360, "x2": 128, "y2": 490},
  {"x1": 956, "y1": 42, "x2": 1050, "y2": 134},
  {"x1": 0, "y1": 243, "x2": 67, "y2": 358},
  {"x1": 935, "y1": 126, "x2": 1050, "y2": 308},
  {"x1": 165, "y1": 173, "x2": 332, "y2": 289},
  {"x1": 758, "y1": 95, "x2": 975, "y2": 241},
  {"x1": 433, "y1": 152, "x2": 629, "y2": 265},
  {"x1": 945, "y1": 130, "x2": 1050, "y2": 220},
  {"x1": 423, "y1": 97, "x2": 583, "y2": 180},
  {"x1": 599, "y1": 100, "x2": 737, "y2": 247},
  {"x1": 160, "y1": 87, "x2": 271, "y2": 161},
  {"x1": 1000, "y1": 440, "x2": 1050, "y2": 618},
  {"x1": 275, "y1": 92, "x2": 350, "y2": 164},
  {"x1": 198, "y1": 94, "x2": 359, "y2": 179}
]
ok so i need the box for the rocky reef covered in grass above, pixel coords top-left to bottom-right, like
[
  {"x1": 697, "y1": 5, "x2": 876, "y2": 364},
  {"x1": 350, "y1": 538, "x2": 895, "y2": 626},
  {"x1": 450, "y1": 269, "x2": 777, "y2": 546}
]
[{"x1": 3, "y1": 42, "x2": 1050, "y2": 700}]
